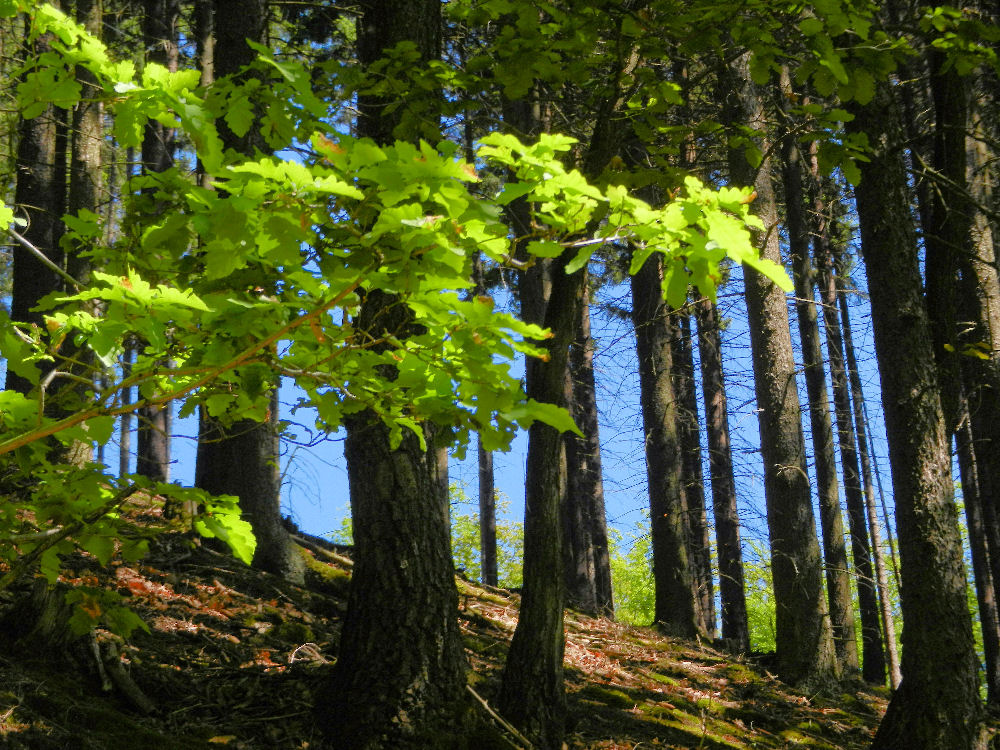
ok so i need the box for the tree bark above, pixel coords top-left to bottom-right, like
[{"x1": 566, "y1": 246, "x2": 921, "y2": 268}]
[
  {"x1": 671, "y1": 309, "x2": 714, "y2": 637},
  {"x1": 724, "y1": 54, "x2": 836, "y2": 684},
  {"x1": 564, "y1": 272, "x2": 613, "y2": 616},
  {"x1": 135, "y1": 0, "x2": 179, "y2": 483},
  {"x1": 848, "y1": 80, "x2": 985, "y2": 750},
  {"x1": 780, "y1": 85, "x2": 857, "y2": 675},
  {"x1": 835, "y1": 256, "x2": 902, "y2": 688},
  {"x1": 630, "y1": 252, "x2": 700, "y2": 638},
  {"x1": 321, "y1": 3, "x2": 470, "y2": 747},
  {"x1": 498, "y1": 254, "x2": 583, "y2": 749},
  {"x1": 694, "y1": 296, "x2": 750, "y2": 652}
]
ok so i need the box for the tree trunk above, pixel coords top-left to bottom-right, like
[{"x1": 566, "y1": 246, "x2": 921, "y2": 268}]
[
  {"x1": 835, "y1": 255, "x2": 902, "y2": 688},
  {"x1": 194, "y1": 0, "x2": 303, "y2": 581},
  {"x1": 321, "y1": 3, "x2": 470, "y2": 746},
  {"x1": 564, "y1": 272, "x2": 613, "y2": 616},
  {"x1": 694, "y1": 296, "x2": 750, "y2": 652},
  {"x1": 725, "y1": 54, "x2": 836, "y2": 684},
  {"x1": 956, "y1": 398, "x2": 1000, "y2": 704},
  {"x1": 847, "y1": 80, "x2": 985, "y2": 750},
  {"x1": 630, "y1": 252, "x2": 700, "y2": 638},
  {"x1": 498, "y1": 254, "x2": 583, "y2": 749},
  {"x1": 810, "y1": 181, "x2": 885, "y2": 684},
  {"x1": 135, "y1": 0, "x2": 179, "y2": 483},
  {"x1": 780, "y1": 84, "x2": 857, "y2": 675},
  {"x1": 671, "y1": 309, "x2": 714, "y2": 637},
  {"x1": 472, "y1": 254, "x2": 498, "y2": 588},
  {"x1": 6, "y1": 21, "x2": 64, "y2": 394}
]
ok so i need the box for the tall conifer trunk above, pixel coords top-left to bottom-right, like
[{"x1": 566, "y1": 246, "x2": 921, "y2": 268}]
[
  {"x1": 724, "y1": 54, "x2": 836, "y2": 684},
  {"x1": 694, "y1": 296, "x2": 750, "y2": 651},
  {"x1": 848, "y1": 79, "x2": 984, "y2": 750}
]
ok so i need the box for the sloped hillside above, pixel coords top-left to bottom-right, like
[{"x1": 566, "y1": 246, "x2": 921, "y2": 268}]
[{"x1": 0, "y1": 510, "x2": 892, "y2": 749}]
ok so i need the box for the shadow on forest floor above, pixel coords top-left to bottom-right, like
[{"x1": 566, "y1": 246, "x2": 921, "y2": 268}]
[{"x1": 0, "y1": 496, "x2": 942, "y2": 748}]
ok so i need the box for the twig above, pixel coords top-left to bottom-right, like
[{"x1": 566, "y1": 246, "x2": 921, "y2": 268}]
[
  {"x1": 4, "y1": 226, "x2": 83, "y2": 289},
  {"x1": 465, "y1": 684, "x2": 535, "y2": 750}
]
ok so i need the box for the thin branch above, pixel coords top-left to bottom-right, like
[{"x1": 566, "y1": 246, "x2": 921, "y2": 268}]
[{"x1": 4, "y1": 226, "x2": 83, "y2": 289}]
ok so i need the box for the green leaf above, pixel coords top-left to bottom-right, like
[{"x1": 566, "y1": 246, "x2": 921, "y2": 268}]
[{"x1": 509, "y1": 399, "x2": 582, "y2": 436}]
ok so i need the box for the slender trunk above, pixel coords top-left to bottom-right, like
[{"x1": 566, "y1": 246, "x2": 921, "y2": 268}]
[
  {"x1": 564, "y1": 272, "x2": 612, "y2": 616},
  {"x1": 630, "y1": 252, "x2": 700, "y2": 638},
  {"x1": 848, "y1": 79, "x2": 984, "y2": 750},
  {"x1": 472, "y1": 254, "x2": 498, "y2": 587},
  {"x1": 725, "y1": 54, "x2": 836, "y2": 684},
  {"x1": 477, "y1": 435, "x2": 497, "y2": 587},
  {"x1": 672, "y1": 309, "x2": 714, "y2": 637},
  {"x1": 695, "y1": 296, "x2": 750, "y2": 652},
  {"x1": 956, "y1": 399, "x2": 1000, "y2": 704},
  {"x1": 835, "y1": 258, "x2": 902, "y2": 687},
  {"x1": 780, "y1": 74, "x2": 857, "y2": 674},
  {"x1": 810, "y1": 175, "x2": 885, "y2": 684},
  {"x1": 498, "y1": 255, "x2": 582, "y2": 748},
  {"x1": 7, "y1": 21, "x2": 64, "y2": 394},
  {"x1": 135, "y1": 0, "x2": 179, "y2": 483}
]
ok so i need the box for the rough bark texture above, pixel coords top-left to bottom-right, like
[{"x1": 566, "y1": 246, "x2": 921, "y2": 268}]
[
  {"x1": 498, "y1": 255, "x2": 583, "y2": 749},
  {"x1": 671, "y1": 310, "x2": 714, "y2": 637},
  {"x1": 725, "y1": 55, "x2": 836, "y2": 684},
  {"x1": 695, "y1": 297, "x2": 750, "y2": 652},
  {"x1": 848, "y1": 82, "x2": 985, "y2": 750},
  {"x1": 630, "y1": 253, "x2": 700, "y2": 638},
  {"x1": 322, "y1": 3, "x2": 470, "y2": 747},
  {"x1": 564, "y1": 273, "x2": 613, "y2": 616},
  {"x1": 780, "y1": 103, "x2": 857, "y2": 675},
  {"x1": 477, "y1": 435, "x2": 498, "y2": 587}
]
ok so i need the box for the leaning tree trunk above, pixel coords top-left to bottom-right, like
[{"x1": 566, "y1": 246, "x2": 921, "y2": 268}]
[
  {"x1": 694, "y1": 296, "x2": 750, "y2": 652},
  {"x1": 194, "y1": 0, "x2": 303, "y2": 582},
  {"x1": 724, "y1": 54, "x2": 836, "y2": 684},
  {"x1": 848, "y1": 79, "x2": 985, "y2": 750},
  {"x1": 321, "y1": 2, "x2": 470, "y2": 747}
]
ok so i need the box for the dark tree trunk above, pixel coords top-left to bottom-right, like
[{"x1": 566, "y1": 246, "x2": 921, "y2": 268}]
[
  {"x1": 564, "y1": 272, "x2": 613, "y2": 616},
  {"x1": 848, "y1": 81, "x2": 985, "y2": 750},
  {"x1": 671, "y1": 309, "x2": 714, "y2": 637},
  {"x1": 194, "y1": 0, "x2": 303, "y2": 581},
  {"x1": 477, "y1": 434, "x2": 497, "y2": 587},
  {"x1": 694, "y1": 296, "x2": 750, "y2": 652},
  {"x1": 956, "y1": 399, "x2": 1000, "y2": 704},
  {"x1": 725, "y1": 55, "x2": 836, "y2": 684},
  {"x1": 135, "y1": 0, "x2": 179, "y2": 483},
  {"x1": 779, "y1": 79, "x2": 858, "y2": 675},
  {"x1": 630, "y1": 252, "x2": 700, "y2": 637},
  {"x1": 835, "y1": 255, "x2": 902, "y2": 688},
  {"x1": 498, "y1": 254, "x2": 583, "y2": 749},
  {"x1": 7, "y1": 23, "x2": 64, "y2": 394},
  {"x1": 322, "y1": 3, "x2": 469, "y2": 747}
]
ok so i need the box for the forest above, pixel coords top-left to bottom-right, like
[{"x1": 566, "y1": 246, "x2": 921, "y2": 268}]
[{"x1": 1, "y1": 0, "x2": 1000, "y2": 748}]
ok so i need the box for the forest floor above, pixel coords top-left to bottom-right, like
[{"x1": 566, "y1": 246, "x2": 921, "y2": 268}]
[{"x1": 0, "y1": 500, "x2": 902, "y2": 749}]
